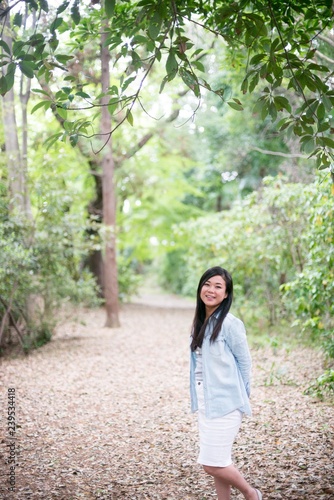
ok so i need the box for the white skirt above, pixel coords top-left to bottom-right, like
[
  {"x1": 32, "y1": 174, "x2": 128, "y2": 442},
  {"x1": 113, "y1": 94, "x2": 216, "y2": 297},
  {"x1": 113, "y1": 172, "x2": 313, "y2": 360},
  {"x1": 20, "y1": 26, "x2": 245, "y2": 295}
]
[{"x1": 196, "y1": 380, "x2": 242, "y2": 467}]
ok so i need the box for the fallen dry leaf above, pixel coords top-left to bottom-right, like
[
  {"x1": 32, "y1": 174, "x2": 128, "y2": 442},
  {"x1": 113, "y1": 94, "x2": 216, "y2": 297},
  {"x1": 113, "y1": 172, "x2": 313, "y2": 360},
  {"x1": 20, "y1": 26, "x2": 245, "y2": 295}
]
[{"x1": 0, "y1": 292, "x2": 333, "y2": 499}]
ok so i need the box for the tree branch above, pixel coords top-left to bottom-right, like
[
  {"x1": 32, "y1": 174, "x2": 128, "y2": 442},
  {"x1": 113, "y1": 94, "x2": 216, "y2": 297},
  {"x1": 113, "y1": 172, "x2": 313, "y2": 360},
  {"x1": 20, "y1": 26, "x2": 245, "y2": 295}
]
[
  {"x1": 318, "y1": 33, "x2": 334, "y2": 48},
  {"x1": 314, "y1": 50, "x2": 334, "y2": 65},
  {"x1": 250, "y1": 146, "x2": 314, "y2": 159}
]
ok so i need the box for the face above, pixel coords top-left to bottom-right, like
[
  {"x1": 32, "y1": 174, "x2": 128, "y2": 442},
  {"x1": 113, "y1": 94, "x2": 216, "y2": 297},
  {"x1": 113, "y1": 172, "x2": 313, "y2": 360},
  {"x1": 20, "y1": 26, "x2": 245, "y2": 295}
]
[{"x1": 200, "y1": 274, "x2": 228, "y2": 315}]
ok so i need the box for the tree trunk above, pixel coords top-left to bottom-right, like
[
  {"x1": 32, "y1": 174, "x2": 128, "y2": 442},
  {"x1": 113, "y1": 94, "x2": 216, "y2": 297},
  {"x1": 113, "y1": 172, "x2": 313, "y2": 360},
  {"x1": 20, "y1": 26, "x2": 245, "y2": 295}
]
[
  {"x1": 19, "y1": 4, "x2": 33, "y2": 220},
  {"x1": 2, "y1": 87, "x2": 24, "y2": 211},
  {"x1": 1, "y1": 3, "x2": 31, "y2": 218},
  {"x1": 100, "y1": 19, "x2": 120, "y2": 327}
]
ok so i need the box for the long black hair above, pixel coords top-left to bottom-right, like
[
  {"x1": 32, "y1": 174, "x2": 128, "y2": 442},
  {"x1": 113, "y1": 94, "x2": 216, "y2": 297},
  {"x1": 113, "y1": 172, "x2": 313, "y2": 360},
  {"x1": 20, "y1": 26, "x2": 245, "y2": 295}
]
[{"x1": 190, "y1": 266, "x2": 233, "y2": 351}]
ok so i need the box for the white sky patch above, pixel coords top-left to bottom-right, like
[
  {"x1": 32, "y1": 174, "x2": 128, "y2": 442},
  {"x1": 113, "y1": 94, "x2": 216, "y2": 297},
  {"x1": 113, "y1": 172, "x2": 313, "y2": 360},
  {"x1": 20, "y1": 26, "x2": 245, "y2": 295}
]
[
  {"x1": 123, "y1": 199, "x2": 130, "y2": 213},
  {"x1": 221, "y1": 171, "x2": 238, "y2": 183},
  {"x1": 150, "y1": 236, "x2": 159, "y2": 246}
]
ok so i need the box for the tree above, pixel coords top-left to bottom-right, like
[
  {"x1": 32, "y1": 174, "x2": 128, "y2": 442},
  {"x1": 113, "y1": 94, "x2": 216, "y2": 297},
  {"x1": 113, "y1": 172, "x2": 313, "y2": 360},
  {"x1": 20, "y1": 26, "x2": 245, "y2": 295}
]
[
  {"x1": 1, "y1": 0, "x2": 333, "y2": 176},
  {"x1": 1, "y1": 1, "x2": 333, "y2": 337},
  {"x1": 100, "y1": 18, "x2": 120, "y2": 327},
  {"x1": 1, "y1": 0, "x2": 32, "y2": 217}
]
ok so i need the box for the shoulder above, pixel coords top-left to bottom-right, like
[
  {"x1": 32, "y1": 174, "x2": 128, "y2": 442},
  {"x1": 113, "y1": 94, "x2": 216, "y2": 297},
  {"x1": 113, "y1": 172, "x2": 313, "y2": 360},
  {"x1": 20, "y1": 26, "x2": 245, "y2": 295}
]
[
  {"x1": 224, "y1": 313, "x2": 245, "y2": 329},
  {"x1": 223, "y1": 313, "x2": 246, "y2": 341}
]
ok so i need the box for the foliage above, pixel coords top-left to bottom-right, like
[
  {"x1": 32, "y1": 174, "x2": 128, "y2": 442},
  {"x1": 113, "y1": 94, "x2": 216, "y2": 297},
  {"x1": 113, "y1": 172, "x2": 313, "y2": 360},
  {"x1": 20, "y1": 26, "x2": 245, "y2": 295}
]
[
  {"x1": 1, "y1": 0, "x2": 333, "y2": 173},
  {"x1": 116, "y1": 135, "x2": 204, "y2": 262},
  {"x1": 0, "y1": 131, "x2": 102, "y2": 350},
  {"x1": 304, "y1": 369, "x2": 334, "y2": 401},
  {"x1": 0, "y1": 204, "x2": 102, "y2": 351},
  {"x1": 161, "y1": 174, "x2": 333, "y2": 365},
  {"x1": 281, "y1": 177, "x2": 334, "y2": 361}
]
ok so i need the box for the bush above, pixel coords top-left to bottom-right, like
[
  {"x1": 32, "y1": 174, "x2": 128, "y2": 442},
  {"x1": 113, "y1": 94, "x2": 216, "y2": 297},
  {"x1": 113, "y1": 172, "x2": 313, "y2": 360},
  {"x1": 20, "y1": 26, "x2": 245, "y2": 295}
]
[
  {"x1": 0, "y1": 208, "x2": 101, "y2": 352},
  {"x1": 159, "y1": 175, "x2": 333, "y2": 394}
]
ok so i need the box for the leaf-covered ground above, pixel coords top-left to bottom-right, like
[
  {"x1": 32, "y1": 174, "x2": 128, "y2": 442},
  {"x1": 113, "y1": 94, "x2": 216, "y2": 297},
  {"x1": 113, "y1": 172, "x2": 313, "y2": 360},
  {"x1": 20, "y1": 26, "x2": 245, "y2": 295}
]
[{"x1": 0, "y1": 292, "x2": 333, "y2": 499}]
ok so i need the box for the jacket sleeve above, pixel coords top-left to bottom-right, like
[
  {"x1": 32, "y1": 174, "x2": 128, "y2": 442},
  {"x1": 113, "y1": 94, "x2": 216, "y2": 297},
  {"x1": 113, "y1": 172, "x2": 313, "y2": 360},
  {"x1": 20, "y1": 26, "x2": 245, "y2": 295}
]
[{"x1": 226, "y1": 318, "x2": 252, "y2": 397}]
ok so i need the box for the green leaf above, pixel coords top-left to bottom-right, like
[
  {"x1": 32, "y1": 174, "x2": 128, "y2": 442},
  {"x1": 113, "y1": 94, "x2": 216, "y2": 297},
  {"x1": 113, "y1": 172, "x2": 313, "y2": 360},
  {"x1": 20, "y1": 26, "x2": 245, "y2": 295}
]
[
  {"x1": 19, "y1": 60, "x2": 35, "y2": 78},
  {"x1": 300, "y1": 136, "x2": 315, "y2": 154},
  {"x1": 307, "y1": 63, "x2": 330, "y2": 73},
  {"x1": 249, "y1": 73, "x2": 259, "y2": 93},
  {"x1": 250, "y1": 54, "x2": 266, "y2": 65},
  {"x1": 274, "y1": 96, "x2": 291, "y2": 112},
  {"x1": 241, "y1": 78, "x2": 248, "y2": 94},
  {"x1": 48, "y1": 36, "x2": 59, "y2": 51},
  {"x1": 132, "y1": 35, "x2": 149, "y2": 45},
  {"x1": 57, "y1": 1, "x2": 69, "y2": 15},
  {"x1": 148, "y1": 12, "x2": 162, "y2": 40},
  {"x1": 71, "y1": 0, "x2": 81, "y2": 25},
  {"x1": 316, "y1": 136, "x2": 334, "y2": 148},
  {"x1": 166, "y1": 50, "x2": 178, "y2": 78},
  {"x1": 192, "y1": 60, "x2": 205, "y2": 72},
  {"x1": 13, "y1": 13, "x2": 23, "y2": 28},
  {"x1": 56, "y1": 106, "x2": 68, "y2": 120},
  {"x1": 108, "y1": 102, "x2": 118, "y2": 115},
  {"x1": 155, "y1": 48, "x2": 161, "y2": 62},
  {"x1": 105, "y1": 0, "x2": 116, "y2": 19},
  {"x1": 227, "y1": 100, "x2": 244, "y2": 111},
  {"x1": 317, "y1": 121, "x2": 330, "y2": 133},
  {"x1": 44, "y1": 132, "x2": 63, "y2": 150},
  {"x1": 69, "y1": 134, "x2": 78, "y2": 147},
  {"x1": 126, "y1": 109, "x2": 134, "y2": 126},
  {"x1": 5, "y1": 62, "x2": 16, "y2": 90},
  {"x1": 31, "y1": 100, "x2": 51, "y2": 114},
  {"x1": 277, "y1": 118, "x2": 293, "y2": 132},
  {"x1": 28, "y1": 0, "x2": 38, "y2": 10},
  {"x1": 317, "y1": 102, "x2": 325, "y2": 121},
  {"x1": 121, "y1": 76, "x2": 136, "y2": 92},
  {"x1": 322, "y1": 94, "x2": 332, "y2": 111},
  {"x1": 159, "y1": 75, "x2": 169, "y2": 94},
  {"x1": 12, "y1": 40, "x2": 25, "y2": 57},
  {"x1": 76, "y1": 91, "x2": 91, "y2": 99},
  {"x1": 32, "y1": 88, "x2": 51, "y2": 97},
  {"x1": 50, "y1": 17, "x2": 63, "y2": 33},
  {"x1": 39, "y1": 0, "x2": 49, "y2": 13},
  {"x1": 0, "y1": 40, "x2": 11, "y2": 55},
  {"x1": 55, "y1": 54, "x2": 73, "y2": 64},
  {"x1": 261, "y1": 103, "x2": 269, "y2": 120},
  {"x1": 0, "y1": 75, "x2": 8, "y2": 95},
  {"x1": 61, "y1": 86, "x2": 72, "y2": 95}
]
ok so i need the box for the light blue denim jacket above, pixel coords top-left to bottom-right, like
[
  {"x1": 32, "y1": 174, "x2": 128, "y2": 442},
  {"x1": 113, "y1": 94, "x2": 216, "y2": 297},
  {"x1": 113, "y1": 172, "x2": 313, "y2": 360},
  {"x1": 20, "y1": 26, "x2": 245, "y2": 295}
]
[{"x1": 190, "y1": 312, "x2": 252, "y2": 418}]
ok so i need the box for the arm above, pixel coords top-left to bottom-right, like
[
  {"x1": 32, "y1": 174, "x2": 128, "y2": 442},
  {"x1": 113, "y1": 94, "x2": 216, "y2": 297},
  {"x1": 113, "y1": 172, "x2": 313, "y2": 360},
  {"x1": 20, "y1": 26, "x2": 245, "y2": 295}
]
[{"x1": 226, "y1": 318, "x2": 252, "y2": 396}]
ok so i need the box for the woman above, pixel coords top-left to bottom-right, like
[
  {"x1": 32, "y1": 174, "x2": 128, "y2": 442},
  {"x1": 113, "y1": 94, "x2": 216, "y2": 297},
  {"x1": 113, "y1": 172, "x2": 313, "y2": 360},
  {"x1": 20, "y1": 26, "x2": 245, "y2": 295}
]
[{"x1": 190, "y1": 266, "x2": 262, "y2": 500}]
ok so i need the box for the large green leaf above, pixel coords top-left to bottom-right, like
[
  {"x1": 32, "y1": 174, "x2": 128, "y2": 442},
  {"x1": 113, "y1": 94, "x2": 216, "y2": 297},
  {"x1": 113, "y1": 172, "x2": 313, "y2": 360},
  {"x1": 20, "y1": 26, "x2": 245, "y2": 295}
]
[
  {"x1": 19, "y1": 60, "x2": 35, "y2": 78},
  {"x1": 0, "y1": 40, "x2": 11, "y2": 55},
  {"x1": 31, "y1": 100, "x2": 52, "y2": 114},
  {"x1": 105, "y1": 0, "x2": 116, "y2": 19}
]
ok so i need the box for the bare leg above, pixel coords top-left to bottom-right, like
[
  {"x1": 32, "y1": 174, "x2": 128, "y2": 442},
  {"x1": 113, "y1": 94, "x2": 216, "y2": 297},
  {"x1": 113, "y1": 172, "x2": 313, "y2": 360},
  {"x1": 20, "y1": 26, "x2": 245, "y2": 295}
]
[
  {"x1": 203, "y1": 464, "x2": 258, "y2": 500},
  {"x1": 214, "y1": 476, "x2": 231, "y2": 500}
]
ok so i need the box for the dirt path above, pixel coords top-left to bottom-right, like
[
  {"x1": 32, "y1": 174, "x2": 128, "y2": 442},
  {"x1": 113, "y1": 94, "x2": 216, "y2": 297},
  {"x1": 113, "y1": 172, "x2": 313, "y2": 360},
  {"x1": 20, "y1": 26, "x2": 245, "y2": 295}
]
[{"x1": 0, "y1": 293, "x2": 333, "y2": 500}]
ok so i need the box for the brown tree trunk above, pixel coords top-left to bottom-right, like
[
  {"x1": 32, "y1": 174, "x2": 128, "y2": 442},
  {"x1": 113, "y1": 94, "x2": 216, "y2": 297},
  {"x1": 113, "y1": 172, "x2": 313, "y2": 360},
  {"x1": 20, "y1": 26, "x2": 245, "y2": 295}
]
[{"x1": 100, "y1": 19, "x2": 120, "y2": 327}]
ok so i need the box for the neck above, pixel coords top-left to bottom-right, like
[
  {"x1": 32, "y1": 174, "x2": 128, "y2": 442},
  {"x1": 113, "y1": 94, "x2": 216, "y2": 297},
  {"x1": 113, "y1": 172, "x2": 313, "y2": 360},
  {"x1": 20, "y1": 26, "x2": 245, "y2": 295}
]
[{"x1": 205, "y1": 305, "x2": 218, "y2": 320}]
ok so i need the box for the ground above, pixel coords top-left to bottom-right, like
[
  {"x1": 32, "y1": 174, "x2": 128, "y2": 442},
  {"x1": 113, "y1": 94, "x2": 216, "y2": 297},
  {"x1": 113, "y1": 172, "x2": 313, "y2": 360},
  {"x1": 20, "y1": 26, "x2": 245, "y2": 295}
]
[{"x1": 0, "y1": 291, "x2": 333, "y2": 499}]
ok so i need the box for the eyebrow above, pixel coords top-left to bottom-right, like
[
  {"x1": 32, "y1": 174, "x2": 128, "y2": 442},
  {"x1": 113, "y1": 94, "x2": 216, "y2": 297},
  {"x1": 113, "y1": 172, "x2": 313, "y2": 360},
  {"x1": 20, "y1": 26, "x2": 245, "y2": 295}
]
[{"x1": 205, "y1": 279, "x2": 223, "y2": 285}]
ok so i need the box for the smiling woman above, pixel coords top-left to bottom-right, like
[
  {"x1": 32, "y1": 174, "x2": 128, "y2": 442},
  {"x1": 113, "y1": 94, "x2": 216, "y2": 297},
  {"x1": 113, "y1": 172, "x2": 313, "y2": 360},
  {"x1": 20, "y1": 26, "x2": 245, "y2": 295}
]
[
  {"x1": 189, "y1": 266, "x2": 262, "y2": 500},
  {"x1": 200, "y1": 275, "x2": 228, "y2": 319}
]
